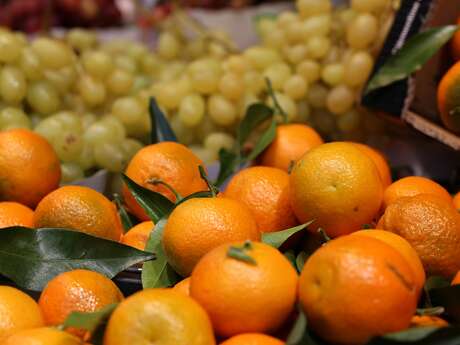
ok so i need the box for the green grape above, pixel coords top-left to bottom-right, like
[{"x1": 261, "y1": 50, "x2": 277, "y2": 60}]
[
  {"x1": 60, "y1": 162, "x2": 85, "y2": 183},
  {"x1": 82, "y1": 50, "x2": 113, "y2": 79},
  {"x1": 63, "y1": 94, "x2": 86, "y2": 114},
  {"x1": 127, "y1": 42, "x2": 148, "y2": 61},
  {"x1": 157, "y1": 32, "x2": 181, "y2": 60},
  {"x1": 344, "y1": 51, "x2": 374, "y2": 87},
  {"x1": 44, "y1": 66, "x2": 77, "y2": 94},
  {"x1": 297, "y1": 0, "x2": 332, "y2": 18},
  {"x1": 283, "y1": 44, "x2": 308, "y2": 65},
  {"x1": 53, "y1": 111, "x2": 82, "y2": 132},
  {"x1": 78, "y1": 74, "x2": 107, "y2": 107},
  {"x1": 337, "y1": 109, "x2": 361, "y2": 132},
  {"x1": 301, "y1": 14, "x2": 332, "y2": 38},
  {"x1": 101, "y1": 116, "x2": 126, "y2": 140},
  {"x1": 34, "y1": 117, "x2": 63, "y2": 143},
  {"x1": 326, "y1": 85, "x2": 355, "y2": 115},
  {"x1": 53, "y1": 130, "x2": 84, "y2": 162},
  {"x1": 346, "y1": 13, "x2": 378, "y2": 49},
  {"x1": 111, "y1": 96, "x2": 145, "y2": 135},
  {"x1": 296, "y1": 60, "x2": 321, "y2": 83},
  {"x1": 313, "y1": 109, "x2": 336, "y2": 134},
  {"x1": 188, "y1": 58, "x2": 221, "y2": 95},
  {"x1": 0, "y1": 31, "x2": 22, "y2": 63},
  {"x1": 189, "y1": 145, "x2": 217, "y2": 165},
  {"x1": 170, "y1": 115, "x2": 195, "y2": 145},
  {"x1": 306, "y1": 36, "x2": 331, "y2": 59},
  {"x1": 132, "y1": 76, "x2": 152, "y2": 93},
  {"x1": 263, "y1": 28, "x2": 285, "y2": 50},
  {"x1": 267, "y1": 92, "x2": 298, "y2": 121},
  {"x1": 263, "y1": 63, "x2": 292, "y2": 91},
  {"x1": 31, "y1": 37, "x2": 73, "y2": 69},
  {"x1": 351, "y1": 0, "x2": 389, "y2": 13},
  {"x1": 244, "y1": 46, "x2": 282, "y2": 71},
  {"x1": 283, "y1": 75, "x2": 308, "y2": 100},
  {"x1": 0, "y1": 66, "x2": 27, "y2": 104},
  {"x1": 0, "y1": 107, "x2": 31, "y2": 130},
  {"x1": 83, "y1": 119, "x2": 125, "y2": 147},
  {"x1": 141, "y1": 54, "x2": 161, "y2": 75},
  {"x1": 114, "y1": 55, "x2": 138, "y2": 74},
  {"x1": 284, "y1": 20, "x2": 304, "y2": 44},
  {"x1": 208, "y1": 42, "x2": 228, "y2": 59},
  {"x1": 121, "y1": 138, "x2": 143, "y2": 162},
  {"x1": 307, "y1": 83, "x2": 328, "y2": 108},
  {"x1": 18, "y1": 47, "x2": 42, "y2": 81},
  {"x1": 224, "y1": 55, "x2": 250, "y2": 75},
  {"x1": 297, "y1": 100, "x2": 312, "y2": 122},
  {"x1": 183, "y1": 38, "x2": 206, "y2": 60},
  {"x1": 244, "y1": 70, "x2": 265, "y2": 94},
  {"x1": 106, "y1": 69, "x2": 134, "y2": 95},
  {"x1": 27, "y1": 80, "x2": 61, "y2": 115},
  {"x1": 66, "y1": 29, "x2": 97, "y2": 52},
  {"x1": 81, "y1": 113, "x2": 97, "y2": 130},
  {"x1": 208, "y1": 94, "x2": 238, "y2": 126},
  {"x1": 93, "y1": 142, "x2": 126, "y2": 172},
  {"x1": 219, "y1": 73, "x2": 244, "y2": 100},
  {"x1": 158, "y1": 62, "x2": 187, "y2": 82},
  {"x1": 179, "y1": 93, "x2": 205, "y2": 127},
  {"x1": 77, "y1": 142, "x2": 95, "y2": 171},
  {"x1": 276, "y1": 12, "x2": 299, "y2": 29},
  {"x1": 204, "y1": 132, "x2": 235, "y2": 156},
  {"x1": 258, "y1": 18, "x2": 277, "y2": 38},
  {"x1": 321, "y1": 63, "x2": 344, "y2": 86}
]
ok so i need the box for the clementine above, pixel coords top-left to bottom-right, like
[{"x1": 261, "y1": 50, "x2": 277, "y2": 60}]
[
  {"x1": 0, "y1": 202, "x2": 34, "y2": 228},
  {"x1": 3, "y1": 327, "x2": 81, "y2": 345},
  {"x1": 220, "y1": 333, "x2": 284, "y2": 345},
  {"x1": 121, "y1": 221, "x2": 154, "y2": 250},
  {"x1": 437, "y1": 60, "x2": 460, "y2": 133},
  {"x1": 350, "y1": 142, "x2": 392, "y2": 188},
  {"x1": 173, "y1": 277, "x2": 191, "y2": 296},
  {"x1": 454, "y1": 191, "x2": 460, "y2": 210}
]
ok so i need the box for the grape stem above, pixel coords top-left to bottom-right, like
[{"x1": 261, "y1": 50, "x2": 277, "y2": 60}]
[
  {"x1": 147, "y1": 179, "x2": 183, "y2": 202},
  {"x1": 265, "y1": 78, "x2": 288, "y2": 124},
  {"x1": 199, "y1": 165, "x2": 219, "y2": 197}
]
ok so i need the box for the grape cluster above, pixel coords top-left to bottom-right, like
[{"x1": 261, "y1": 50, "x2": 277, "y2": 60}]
[{"x1": 0, "y1": 0, "x2": 394, "y2": 183}]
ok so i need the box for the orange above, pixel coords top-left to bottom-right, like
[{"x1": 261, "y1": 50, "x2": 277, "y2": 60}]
[
  {"x1": 454, "y1": 191, "x2": 460, "y2": 210},
  {"x1": 34, "y1": 185, "x2": 123, "y2": 241},
  {"x1": 163, "y1": 197, "x2": 260, "y2": 276},
  {"x1": 383, "y1": 176, "x2": 452, "y2": 209},
  {"x1": 258, "y1": 124, "x2": 323, "y2": 171},
  {"x1": 3, "y1": 327, "x2": 82, "y2": 345},
  {"x1": 122, "y1": 142, "x2": 208, "y2": 221},
  {"x1": 351, "y1": 229, "x2": 426, "y2": 294},
  {"x1": 0, "y1": 129, "x2": 60, "y2": 208},
  {"x1": 103, "y1": 288, "x2": 215, "y2": 345},
  {"x1": 452, "y1": 16, "x2": 460, "y2": 61},
  {"x1": 289, "y1": 142, "x2": 383, "y2": 237},
  {"x1": 451, "y1": 271, "x2": 460, "y2": 285},
  {"x1": 379, "y1": 193, "x2": 460, "y2": 277},
  {"x1": 0, "y1": 286, "x2": 44, "y2": 341},
  {"x1": 224, "y1": 166, "x2": 297, "y2": 233},
  {"x1": 220, "y1": 333, "x2": 284, "y2": 345},
  {"x1": 173, "y1": 277, "x2": 191, "y2": 296},
  {"x1": 350, "y1": 142, "x2": 392, "y2": 188},
  {"x1": 410, "y1": 316, "x2": 449, "y2": 328},
  {"x1": 437, "y1": 60, "x2": 460, "y2": 133},
  {"x1": 38, "y1": 269, "x2": 124, "y2": 329},
  {"x1": 121, "y1": 221, "x2": 154, "y2": 250},
  {"x1": 299, "y1": 235, "x2": 417, "y2": 345},
  {"x1": 190, "y1": 241, "x2": 298, "y2": 337},
  {"x1": 0, "y1": 202, "x2": 34, "y2": 228}
]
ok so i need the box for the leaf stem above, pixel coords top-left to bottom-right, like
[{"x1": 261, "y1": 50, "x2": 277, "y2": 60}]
[
  {"x1": 318, "y1": 227, "x2": 331, "y2": 244},
  {"x1": 199, "y1": 165, "x2": 219, "y2": 197},
  {"x1": 227, "y1": 241, "x2": 256, "y2": 265},
  {"x1": 113, "y1": 193, "x2": 134, "y2": 233},
  {"x1": 265, "y1": 78, "x2": 288, "y2": 124},
  {"x1": 147, "y1": 179, "x2": 183, "y2": 202}
]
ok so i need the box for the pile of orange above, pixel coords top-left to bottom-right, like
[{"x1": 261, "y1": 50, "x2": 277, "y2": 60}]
[{"x1": 1, "y1": 123, "x2": 460, "y2": 345}]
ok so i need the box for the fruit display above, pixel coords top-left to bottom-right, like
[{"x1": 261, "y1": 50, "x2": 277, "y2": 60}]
[{"x1": 0, "y1": 0, "x2": 393, "y2": 184}]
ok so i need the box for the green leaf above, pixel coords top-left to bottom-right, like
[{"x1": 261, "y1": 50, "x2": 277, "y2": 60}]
[
  {"x1": 265, "y1": 78, "x2": 288, "y2": 123},
  {"x1": 428, "y1": 285, "x2": 460, "y2": 323},
  {"x1": 175, "y1": 190, "x2": 213, "y2": 207},
  {"x1": 368, "y1": 326, "x2": 460, "y2": 344},
  {"x1": 295, "y1": 251, "x2": 309, "y2": 274},
  {"x1": 149, "y1": 97, "x2": 177, "y2": 143},
  {"x1": 122, "y1": 174, "x2": 175, "y2": 223},
  {"x1": 227, "y1": 241, "x2": 256, "y2": 265},
  {"x1": 142, "y1": 218, "x2": 180, "y2": 288},
  {"x1": 284, "y1": 249, "x2": 297, "y2": 270},
  {"x1": 286, "y1": 308, "x2": 322, "y2": 345},
  {"x1": 365, "y1": 25, "x2": 459, "y2": 94},
  {"x1": 214, "y1": 148, "x2": 239, "y2": 187},
  {"x1": 62, "y1": 303, "x2": 117, "y2": 333},
  {"x1": 416, "y1": 306, "x2": 445, "y2": 316},
  {"x1": 262, "y1": 220, "x2": 314, "y2": 249},
  {"x1": 113, "y1": 194, "x2": 133, "y2": 233},
  {"x1": 0, "y1": 227, "x2": 154, "y2": 291},
  {"x1": 199, "y1": 165, "x2": 219, "y2": 197},
  {"x1": 236, "y1": 103, "x2": 274, "y2": 148},
  {"x1": 246, "y1": 118, "x2": 277, "y2": 162}
]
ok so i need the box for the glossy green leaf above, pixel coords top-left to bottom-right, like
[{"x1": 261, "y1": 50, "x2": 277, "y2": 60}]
[
  {"x1": 62, "y1": 303, "x2": 117, "y2": 333},
  {"x1": 246, "y1": 118, "x2": 277, "y2": 162},
  {"x1": 365, "y1": 25, "x2": 459, "y2": 94},
  {"x1": 113, "y1": 194, "x2": 133, "y2": 233},
  {"x1": 175, "y1": 190, "x2": 213, "y2": 206},
  {"x1": 142, "y1": 218, "x2": 180, "y2": 288},
  {"x1": 284, "y1": 250, "x2": 297, "y2": 270},
  {"x1": 262, "y1": 220, "x2": 314, "y2": 249},
  {"x1": 416, "y1": 306, "x2": 445, "y2": 316},
  {"x1": 227, "y1": 242, "x2": 256, "y2": 265},
  {"x1": 214, "y1": 148, "x2": 239, "y2": 187},
  {"x1": 368, "y1": 326, "x2": 460, "y2": 344},
  {"x1": 236, "y1": 103, "x2": 274, "y2": 148},
  {"x1": 0, "y1": 227, "x2": 154, "y2": 291},
  {"x1": 122, "y1": 174, "x2": 175, "y2": 223},
  {"x1": 295, "y1": 251, "x2": 309, "y2": 273},
  {"x1": 149, "y1": 97, "x2": 177, "y2": 143},
  {"x1": 286, "y1": 308, "x2": 322, "y2": 345}
]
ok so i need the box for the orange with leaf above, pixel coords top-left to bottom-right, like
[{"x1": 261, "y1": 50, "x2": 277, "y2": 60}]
[
  {"x1": 0, "y1": 202, "x2": 34, "y2": 228},
  {"x1": 437, "y1": 60, "x2": 460, "y2": 133},
  {"x1": 121, "y1": 221, "x2": 155, "y2": 250}
]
